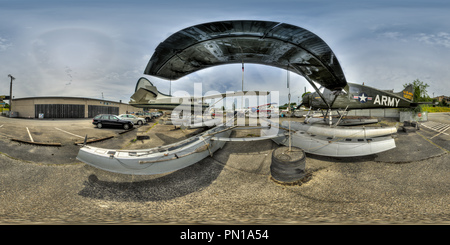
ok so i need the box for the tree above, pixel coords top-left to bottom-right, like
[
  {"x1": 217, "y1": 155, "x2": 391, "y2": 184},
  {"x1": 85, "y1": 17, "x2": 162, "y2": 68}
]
[
  {"x1": 403, "y1": 79, "x2": 430, "y2": 102},
  {"x1": 280, "y1": 102, "x2": 297, "y2": 109},
  {"x1": 301, "y1": 91, "x2": 311, "y2": 99}
]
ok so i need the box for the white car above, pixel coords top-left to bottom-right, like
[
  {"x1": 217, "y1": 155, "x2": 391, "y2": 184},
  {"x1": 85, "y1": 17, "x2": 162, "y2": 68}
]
[{"x1": 117, "y1": 114, "x2": 145, "y2": 125}]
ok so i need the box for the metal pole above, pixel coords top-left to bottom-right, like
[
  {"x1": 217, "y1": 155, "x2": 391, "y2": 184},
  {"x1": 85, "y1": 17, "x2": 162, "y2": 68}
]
[
  {"x1": 241, "y1": 60, "x2": 244, "y2": 111},
  {"x1": 8, "y1": 74, "x2": 15, "y2": 114},
  {"x1": 242, "y1": 60, "x2": 244, "y2": 92},
  {"x1": 287, "y1": 66, "x2": 291, "y2": 151}
]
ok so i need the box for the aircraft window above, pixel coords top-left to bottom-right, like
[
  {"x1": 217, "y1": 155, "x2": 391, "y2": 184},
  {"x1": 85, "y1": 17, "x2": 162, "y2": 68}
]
[
  {"x1": 322, "y1": 87, "x2": 333, "y2": 96},
  {"x1": 350, "y1": 87, "x2": 359, "y2": 93},
  {"x1": 318, "y1": 86, "x2": 325, "y2": 94}
]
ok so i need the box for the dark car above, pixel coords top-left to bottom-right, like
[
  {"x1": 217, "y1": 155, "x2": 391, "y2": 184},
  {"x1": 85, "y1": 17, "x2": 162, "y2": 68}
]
[{"x1": 93, "y1": 114, "x2": 134, "y2": 130}]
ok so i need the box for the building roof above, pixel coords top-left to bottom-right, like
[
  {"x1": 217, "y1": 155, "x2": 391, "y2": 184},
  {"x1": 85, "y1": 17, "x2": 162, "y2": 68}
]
[{"x1": 12, "y1": 96, "x2": 130, "y2": 105}]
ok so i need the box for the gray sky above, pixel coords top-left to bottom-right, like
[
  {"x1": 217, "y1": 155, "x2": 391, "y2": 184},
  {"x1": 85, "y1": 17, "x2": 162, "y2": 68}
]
[{"x1": 1, "y1": 0, "x2": 449, "y2": 105}]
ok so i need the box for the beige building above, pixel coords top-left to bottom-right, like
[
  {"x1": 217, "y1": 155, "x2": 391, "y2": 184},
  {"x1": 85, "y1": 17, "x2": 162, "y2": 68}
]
[
  {"x1": 434, "y1": 95, "x2": 449, "y2": 103},
  {"x1": 11, "y1": 96, "x2": 141, "y2": 119}
]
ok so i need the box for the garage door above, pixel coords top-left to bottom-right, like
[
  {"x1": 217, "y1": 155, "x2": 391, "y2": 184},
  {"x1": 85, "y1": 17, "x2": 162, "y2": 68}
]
[
  {"x1": 35, "y1": 104, "x2": 85, "y2": 118},
  {"x1": 88, "y1": 105, "x2": 119, "y2": 118}
]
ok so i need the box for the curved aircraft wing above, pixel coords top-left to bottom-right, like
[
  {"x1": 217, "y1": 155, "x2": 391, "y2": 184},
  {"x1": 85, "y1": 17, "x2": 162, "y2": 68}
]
[{"x1": 144, "y1": 20, "x2": 347, "y2": 91}]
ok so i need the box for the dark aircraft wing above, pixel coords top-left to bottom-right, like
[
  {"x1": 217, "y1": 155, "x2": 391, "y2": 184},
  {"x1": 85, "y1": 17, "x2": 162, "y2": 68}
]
[{"x1": 144, "y1": 20, "x2": 347, "y2": 91}]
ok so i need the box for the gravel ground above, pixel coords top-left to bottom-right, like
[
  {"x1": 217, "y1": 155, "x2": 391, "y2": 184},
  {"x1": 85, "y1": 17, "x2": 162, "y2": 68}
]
[
  {"x1": 1, "y1": 137, "x2": 449, "y2": 225},
  {"x1": 0, "y1": 115, "x2": 449, "y2": 225}
]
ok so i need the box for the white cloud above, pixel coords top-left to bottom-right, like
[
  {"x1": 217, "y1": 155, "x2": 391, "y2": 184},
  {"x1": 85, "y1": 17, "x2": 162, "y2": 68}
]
[
  {"x1": 376, "y1": 29, "x2": 450, "y2": 49},
  {"x1": 0, "y1": 36, "x2": 11, "y2": 51},
  {"x1": 379, "y1": 32, "x2": 404, "y2": 40},
  {"x1": 414, "y1": 32, "x2": 450, "y2": 48}
]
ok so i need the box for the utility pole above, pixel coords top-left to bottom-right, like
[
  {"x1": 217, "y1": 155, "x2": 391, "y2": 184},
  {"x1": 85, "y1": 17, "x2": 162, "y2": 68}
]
[
  {"x1": 8, "y1": 74, "x2": 15, "y2": 114},
  {"x1": 241, "y1": 60, "x2": 244, "y2": 111}
]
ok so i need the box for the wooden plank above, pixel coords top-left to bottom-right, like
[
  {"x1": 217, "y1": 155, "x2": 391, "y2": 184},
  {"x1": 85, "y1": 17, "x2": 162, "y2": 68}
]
[
  {"x1": 74, "y1": 136, "x2": 114, "y2": 145},
  {"x1": 11, "y1": 139, "x2": 62, "y2": 147}
]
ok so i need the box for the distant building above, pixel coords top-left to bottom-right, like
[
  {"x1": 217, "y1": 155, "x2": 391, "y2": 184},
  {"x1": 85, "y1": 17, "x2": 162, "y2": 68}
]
[
  {"x1": 10, "y1": 96, "x2": 141, "y2": 119},
  {"x1": 434, "y1": 95, "x2": 449, "y2": 103}
]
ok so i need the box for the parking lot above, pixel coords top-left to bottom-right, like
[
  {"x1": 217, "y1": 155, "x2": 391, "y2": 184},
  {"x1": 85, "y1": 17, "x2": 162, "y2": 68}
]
[
  {"x1": 0, "y1": 113, "x2": 449, "y2": 224},
  {"x1": 0, "y1": 117, "x2": 126, "y2": 164},
  {"x1": 0, "y1": 115, "x2": 205, "y2": 164}
]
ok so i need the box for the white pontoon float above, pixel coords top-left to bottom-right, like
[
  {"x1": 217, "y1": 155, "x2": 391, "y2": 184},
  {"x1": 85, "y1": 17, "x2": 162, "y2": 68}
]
[
  {"x1": 77, "y1": 122, "x2": 232, "y2": 175},
  {"x1": 76, "y1": 118, "x2": 398, "y2": 175},
  {"x1": 280, "y1": 120, "x2": 398, "y2": 138},
  {"x1": 266, "y1": 120, "x2": 397, "y2": 157}
]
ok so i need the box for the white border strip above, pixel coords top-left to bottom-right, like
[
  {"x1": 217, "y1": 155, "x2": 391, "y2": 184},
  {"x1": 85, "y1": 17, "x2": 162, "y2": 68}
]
[
  {"x1": 26, "y1": 127, "x2": 34, "y2": 142},
  {"x1": 54, "y1": 127, "x2": 85, "y2": 139}
]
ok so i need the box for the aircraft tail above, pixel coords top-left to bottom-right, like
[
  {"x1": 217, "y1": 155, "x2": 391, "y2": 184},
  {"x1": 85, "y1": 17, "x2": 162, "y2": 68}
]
[{"x1": 397, "y1": 84, "x2": 414, "y2": 102}]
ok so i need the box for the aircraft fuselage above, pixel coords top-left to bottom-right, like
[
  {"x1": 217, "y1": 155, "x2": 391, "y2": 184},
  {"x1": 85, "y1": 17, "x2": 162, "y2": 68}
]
[{"x1": 302, "y1": 83, "x2": 414, "y2": 110}]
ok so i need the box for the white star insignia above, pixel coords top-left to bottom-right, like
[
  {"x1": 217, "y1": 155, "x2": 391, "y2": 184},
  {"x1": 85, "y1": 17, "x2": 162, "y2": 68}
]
[{"x1": 359, "y1": 93, "x2": 367, "y2": 102}]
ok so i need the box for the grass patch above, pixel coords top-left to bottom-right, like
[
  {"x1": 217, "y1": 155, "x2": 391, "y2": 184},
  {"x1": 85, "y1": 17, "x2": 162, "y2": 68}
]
[{"x1": 421, "y1": 105, "x2": 450, "y2": 113}]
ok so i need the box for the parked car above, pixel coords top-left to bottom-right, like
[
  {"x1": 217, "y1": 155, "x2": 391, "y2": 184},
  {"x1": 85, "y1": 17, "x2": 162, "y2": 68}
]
[
  {"x1": 93, "y1": 114, "x2": 134, "y2": 130},
  {"x1": 117, "y1": 114, "x2": 145, "y2": 125},
  {"x1": 134, "y1": 112, "x2": 155, "y2": 122}
]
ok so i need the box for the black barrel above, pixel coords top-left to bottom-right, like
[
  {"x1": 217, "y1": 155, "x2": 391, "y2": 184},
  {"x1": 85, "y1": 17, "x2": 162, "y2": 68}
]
[{"x1": 270, "y1": 146, "x2": 306, "y2": 183}]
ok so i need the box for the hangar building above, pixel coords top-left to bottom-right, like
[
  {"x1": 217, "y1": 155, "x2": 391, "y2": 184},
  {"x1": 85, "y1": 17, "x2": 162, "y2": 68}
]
[{"x1": 11, "y1": 96, "x2": 141, "y2": 119}]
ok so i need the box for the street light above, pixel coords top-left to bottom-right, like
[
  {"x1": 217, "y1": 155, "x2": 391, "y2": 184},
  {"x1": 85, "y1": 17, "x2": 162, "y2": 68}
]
[{"x1": 8, "y1": 74, "x2": 15, "y2": 114}]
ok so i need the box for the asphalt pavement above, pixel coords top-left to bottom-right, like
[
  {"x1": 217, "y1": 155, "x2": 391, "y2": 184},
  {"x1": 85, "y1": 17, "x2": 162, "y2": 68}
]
[{"x1": 0, "y1": 114, "x2": 449, "y2": 225}]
